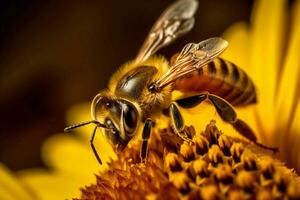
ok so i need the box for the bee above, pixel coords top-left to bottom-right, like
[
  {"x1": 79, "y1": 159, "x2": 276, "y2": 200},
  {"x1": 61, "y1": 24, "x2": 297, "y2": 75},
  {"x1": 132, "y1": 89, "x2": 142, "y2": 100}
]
[{"x1": 65, "y1": 0, "x2": 277, "y2": 164}]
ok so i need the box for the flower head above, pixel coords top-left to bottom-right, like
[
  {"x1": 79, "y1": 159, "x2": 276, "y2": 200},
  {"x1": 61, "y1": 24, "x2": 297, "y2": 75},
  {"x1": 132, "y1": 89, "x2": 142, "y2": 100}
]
[{"x1": 79, "y1": 121, "x2": 300, "y2": 199}]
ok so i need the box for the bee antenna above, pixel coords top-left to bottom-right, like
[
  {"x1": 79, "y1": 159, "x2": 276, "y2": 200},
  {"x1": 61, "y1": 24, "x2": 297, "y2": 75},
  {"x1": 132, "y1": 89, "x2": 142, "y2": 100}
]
[{"x1": 64, "y1": 120, "x2": 108, "y2": 132}]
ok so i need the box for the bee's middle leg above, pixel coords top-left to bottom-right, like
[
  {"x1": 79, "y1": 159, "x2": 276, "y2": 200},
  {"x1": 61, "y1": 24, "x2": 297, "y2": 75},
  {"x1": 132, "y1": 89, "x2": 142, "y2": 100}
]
[{"x1": 140, "y1": 118, "x2": 154, "y2": 163}]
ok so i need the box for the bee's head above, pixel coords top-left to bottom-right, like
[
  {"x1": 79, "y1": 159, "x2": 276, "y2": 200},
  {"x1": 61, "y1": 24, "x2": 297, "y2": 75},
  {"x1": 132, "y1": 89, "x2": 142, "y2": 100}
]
[
  {"x1": 91, "y1": 93, "x2": 140, "y2": 151},
  {"x1": 64, "y1": 93, "x2": 140, "y2": 164}
]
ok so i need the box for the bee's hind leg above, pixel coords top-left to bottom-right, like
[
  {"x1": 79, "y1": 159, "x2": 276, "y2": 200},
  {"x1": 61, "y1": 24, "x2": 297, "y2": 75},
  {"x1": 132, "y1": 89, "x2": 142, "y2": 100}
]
[
  {"x1": 140, "y1": 118, "x2": 154, "y2": 163},
  {"x1": 175, "y1": 93, "x2": 278, "y2": 153},
  {"x1": 169, "y1": 102, "x2": 193, "y2": 142}
]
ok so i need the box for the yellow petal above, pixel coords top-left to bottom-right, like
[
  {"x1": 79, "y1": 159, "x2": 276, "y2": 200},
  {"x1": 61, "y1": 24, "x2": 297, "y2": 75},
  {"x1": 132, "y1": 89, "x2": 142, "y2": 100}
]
[
  {"x1": 289, "y1": 101, "x2": 300, "y2": 172},
  {"x1": 221, "y1": 22, "x2": 251, "y2": 73},
  {"x1": 0, "y1": 191, "x2": 16, "y2": 200},
  {"x1": 41, "y1": 134, "x2": 115, "y2": 176},
  {"x1": 250, "y1": 0, "x2": 287, "y2": 139},
  {"x1": 18, "y1": 169, "x2": 86, "y2": 200},
  {"x1": 276, "y1": 0, "x2": 300, "y2": 135},
  {"x1": 0, "y1": 163, "x2": 35, "y2": 200}
]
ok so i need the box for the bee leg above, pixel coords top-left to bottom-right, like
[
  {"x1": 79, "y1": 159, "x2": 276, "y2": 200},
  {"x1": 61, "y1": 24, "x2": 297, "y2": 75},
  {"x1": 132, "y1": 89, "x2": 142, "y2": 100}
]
[
  {"x1": 206, "y1": 94, "x2": 278, "y2": 153},
  {"x1": 175, "y1": 93, "x2": 278, "y2": 153},
  {"x1": 229, "y1": 118, "x2": 278, "y2": 152},
  {"x1": 90, "y1": 126, "x2": 103, "y2": 165},
  {"x1": 169, "y1": 102, "x2": 193, "y2": 142},
  {"x1": 176, "y1": 93, "x2": 208, "y2": 109},
  {"x1": 140, "y1": 118, "x2": 154, "y2": 163}
]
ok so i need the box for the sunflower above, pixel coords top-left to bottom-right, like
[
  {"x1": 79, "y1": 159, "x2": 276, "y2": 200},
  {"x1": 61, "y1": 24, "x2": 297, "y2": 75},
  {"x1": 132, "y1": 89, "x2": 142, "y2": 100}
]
[
  {"x1": 221, "y1": 0, "x2": 300, "y2": 171},
  {"x1": 0, "y1": 0, "x2": 299, "y2": 199}
]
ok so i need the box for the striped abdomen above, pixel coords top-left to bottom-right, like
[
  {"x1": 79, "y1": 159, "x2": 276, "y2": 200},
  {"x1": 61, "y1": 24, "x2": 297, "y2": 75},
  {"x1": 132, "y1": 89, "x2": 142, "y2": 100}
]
[{"x1": 174, "y1": 58, "x2": 257, "y2": 106}]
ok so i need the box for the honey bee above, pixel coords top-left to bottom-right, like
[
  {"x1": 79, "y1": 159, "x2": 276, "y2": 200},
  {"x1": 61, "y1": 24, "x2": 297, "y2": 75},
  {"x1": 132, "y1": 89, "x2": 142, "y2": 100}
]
[{"x1": 65, "y1": 0, "x2": 277, "y2": 164}]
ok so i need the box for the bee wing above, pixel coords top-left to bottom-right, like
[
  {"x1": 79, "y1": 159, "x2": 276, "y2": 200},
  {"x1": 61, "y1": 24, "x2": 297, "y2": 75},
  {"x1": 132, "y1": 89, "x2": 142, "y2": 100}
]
[
  {"x1": 153, "y1": 37, "x2": 228, "y2": 90},
  {"x1": 134, "y1": 0, "x2": 198, "y2": 64}
]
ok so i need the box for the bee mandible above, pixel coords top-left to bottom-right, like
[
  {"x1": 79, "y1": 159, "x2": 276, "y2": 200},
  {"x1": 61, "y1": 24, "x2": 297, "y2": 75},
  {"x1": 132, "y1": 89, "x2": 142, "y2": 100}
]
[{"x1": 65, "y1": 0, "x2": 277, "y2": 164}]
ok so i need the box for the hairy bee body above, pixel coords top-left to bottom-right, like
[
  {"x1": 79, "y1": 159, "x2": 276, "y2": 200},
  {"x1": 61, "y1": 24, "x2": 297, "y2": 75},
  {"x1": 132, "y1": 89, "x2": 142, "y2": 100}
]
[
  {"x1": 174, "y1": 58, "x2": 257, "y2": 106},
  {"x1": 109, "y1": 57, "x2": 172, "y2": 119},
  {"x1": 65, "y1": 0, "x2": 277, "y2": 165}
]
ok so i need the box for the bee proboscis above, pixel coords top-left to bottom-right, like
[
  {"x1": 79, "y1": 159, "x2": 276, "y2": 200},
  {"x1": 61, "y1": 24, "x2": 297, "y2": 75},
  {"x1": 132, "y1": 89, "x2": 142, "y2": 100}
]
[{"x1": 65, "y1": 0, "x2": 277, "y2": 165}]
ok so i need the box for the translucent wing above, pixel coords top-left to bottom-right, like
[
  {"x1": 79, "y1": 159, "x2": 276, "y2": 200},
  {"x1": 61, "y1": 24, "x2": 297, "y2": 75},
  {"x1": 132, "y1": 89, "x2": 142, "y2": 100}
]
[
  {"x1": 134, "y1": 0, "x2": 198, "y2": 64},
  {"x1": 151, "y1": 37, "x2": 228, "y2": 91}
]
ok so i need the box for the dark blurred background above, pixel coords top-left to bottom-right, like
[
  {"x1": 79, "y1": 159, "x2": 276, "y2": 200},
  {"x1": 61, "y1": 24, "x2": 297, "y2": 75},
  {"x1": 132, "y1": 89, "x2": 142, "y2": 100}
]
[{"x1": 0, "y1": 0, "x2": 254, "y2": 170}]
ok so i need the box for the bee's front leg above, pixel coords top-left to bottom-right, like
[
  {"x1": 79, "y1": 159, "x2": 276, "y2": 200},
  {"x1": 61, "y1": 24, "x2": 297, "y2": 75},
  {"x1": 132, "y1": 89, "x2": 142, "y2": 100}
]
[
  {"x1": 90, "y1": 126, "x2": 103, "y2": 165},
  {"x1": 140, "y1": 118, "x2": 154, "y2": 163}
]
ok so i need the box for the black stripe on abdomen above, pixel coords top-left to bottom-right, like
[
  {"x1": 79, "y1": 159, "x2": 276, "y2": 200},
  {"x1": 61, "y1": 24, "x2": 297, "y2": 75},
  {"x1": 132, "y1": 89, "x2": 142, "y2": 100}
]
[
  {"x1": 207, "y1": 61, "x2": 217, "y2": 76},
  {"x1": 231, "y1": 63, "x2": 240, "y2": 84},
  {"x1": 219, "y1": 58, "x2": 229, "y2": 79},
  {"x1": 223, "y1": 62, "x2": 244, "y2": 104}
]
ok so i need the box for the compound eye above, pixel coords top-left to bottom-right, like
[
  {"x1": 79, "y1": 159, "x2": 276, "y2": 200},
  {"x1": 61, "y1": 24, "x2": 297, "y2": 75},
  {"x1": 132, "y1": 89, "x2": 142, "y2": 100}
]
[
  {"x1": 91, "y1": 94, "x2": 112, "y2": 121},
  {"x1": 123, "y1": 104, "x2": 137, "y2": 133}
]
